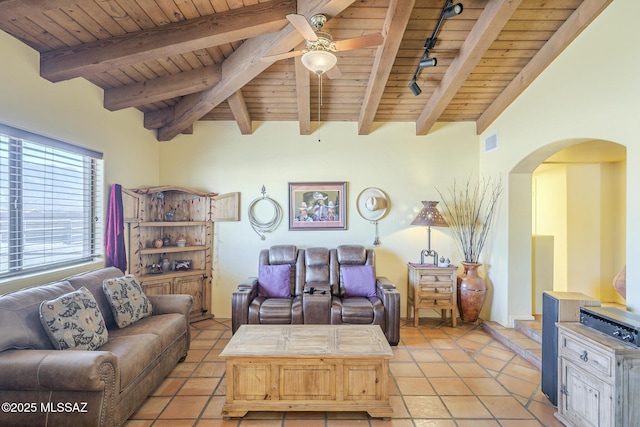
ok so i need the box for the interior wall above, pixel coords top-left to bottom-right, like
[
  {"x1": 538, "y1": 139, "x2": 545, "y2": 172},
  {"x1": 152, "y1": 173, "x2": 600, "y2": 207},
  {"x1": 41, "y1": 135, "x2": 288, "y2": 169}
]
[
  {"x1": 158, "y1": 120, "x2": 479, "y2": 318},
  {"x1": 0, "y1": 29, "x2": 160, "y2": 293},
  {"x1": 479, "y1": 0, "x2": 639, "y2": 325}
]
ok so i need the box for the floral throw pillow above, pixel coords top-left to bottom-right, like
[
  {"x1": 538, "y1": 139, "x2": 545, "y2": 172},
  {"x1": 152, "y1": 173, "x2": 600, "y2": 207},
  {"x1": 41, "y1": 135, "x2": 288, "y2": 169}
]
[
  {"x1": 102, "y1": 275, "x2": 153, "y2": 328},
  {"x1": 39, "y1": 286, "x2": 109, "y2": 350}
]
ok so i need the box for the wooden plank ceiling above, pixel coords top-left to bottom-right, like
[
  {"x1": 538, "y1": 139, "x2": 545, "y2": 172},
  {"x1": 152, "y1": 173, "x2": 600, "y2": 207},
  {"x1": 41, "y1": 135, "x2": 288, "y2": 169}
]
[{"x1": 0, "y1": 0, "x2": 612, "y2": 141}]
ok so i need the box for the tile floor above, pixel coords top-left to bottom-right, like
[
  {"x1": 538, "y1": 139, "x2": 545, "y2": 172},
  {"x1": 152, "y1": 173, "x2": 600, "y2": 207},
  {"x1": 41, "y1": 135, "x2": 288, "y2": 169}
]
[{"x1": 125, "y1": 315, "x2": 565, "y2": 427}]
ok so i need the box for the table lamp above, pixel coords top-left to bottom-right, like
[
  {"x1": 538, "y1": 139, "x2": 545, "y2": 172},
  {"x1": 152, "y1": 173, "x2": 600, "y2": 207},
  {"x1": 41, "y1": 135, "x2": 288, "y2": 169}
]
[{"x1": 410, "y1": 201, "x2": 449, "y2": 264}]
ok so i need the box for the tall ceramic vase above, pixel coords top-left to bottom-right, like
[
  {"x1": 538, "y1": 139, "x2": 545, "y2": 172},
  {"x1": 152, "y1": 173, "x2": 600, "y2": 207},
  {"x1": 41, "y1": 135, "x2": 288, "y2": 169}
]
[{"x1": 457, "y1": 262, "x2": 486, "y2": 323}]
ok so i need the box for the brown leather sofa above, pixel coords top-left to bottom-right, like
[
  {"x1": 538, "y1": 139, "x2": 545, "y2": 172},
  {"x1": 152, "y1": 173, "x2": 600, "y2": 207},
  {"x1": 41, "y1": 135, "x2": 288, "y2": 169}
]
[
  {"x1": 0, "y1": 267, "x2": 192, "y2": 427},
  {"x1": 232, "y1": 245, "x2": 400, "y2": 345}
]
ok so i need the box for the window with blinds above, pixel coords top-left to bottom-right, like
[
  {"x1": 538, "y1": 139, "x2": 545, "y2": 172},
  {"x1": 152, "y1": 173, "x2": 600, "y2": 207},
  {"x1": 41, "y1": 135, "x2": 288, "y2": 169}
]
[{"x1": 0, "y1": 124, "x2": 104, "y2": 279}]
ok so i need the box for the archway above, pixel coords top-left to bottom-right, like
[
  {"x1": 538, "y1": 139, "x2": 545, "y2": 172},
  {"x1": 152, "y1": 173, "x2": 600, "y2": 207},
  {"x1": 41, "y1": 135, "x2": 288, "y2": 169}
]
[{"x1": 509, "y1": 138, "x2": 626, "y2": 319}]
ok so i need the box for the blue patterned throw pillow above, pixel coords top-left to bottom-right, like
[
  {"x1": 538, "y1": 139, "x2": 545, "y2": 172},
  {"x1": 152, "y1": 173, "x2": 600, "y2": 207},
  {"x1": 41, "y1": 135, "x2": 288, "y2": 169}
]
[
  {"x1": 102, "y1": 275, "x2": 152, "y2": 328},
  {"x1": 39, "y1": 286, "x2": 108, "y2": 350}
]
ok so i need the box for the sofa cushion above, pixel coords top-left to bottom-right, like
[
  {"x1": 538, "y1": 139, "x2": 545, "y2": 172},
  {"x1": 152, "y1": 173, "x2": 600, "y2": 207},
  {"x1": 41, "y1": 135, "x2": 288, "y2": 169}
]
[
  {"x1": 0, "y1": 280, "x2": 75, "y2": 351},
  {"x1": 65, "y1": 266, "x2": 125, "y2": 329},
  {"x1": 99, "y1": 333, "x2": 161, "y2": 391},
  {"x1": 340, "y1": 297, "x2": 375, "y2": 324},
  {"x1": 341, "y1": 265, "x2": 377, "y2": 298},
  {"x1": 109, "y1": 312, "x2": 186, "y2": 353},
  {"x1": 258, "y1": 264, "x2": 291, "y2": 297},
  {"x1": 39, "y1": 286, "x2": 109, "y2": 350},
  {"x1": 102, "y1": 275, "x2": 153, "y2": 328},
  {"x1": 257, "y1": 298, "x2": 294, "y2": 323}
]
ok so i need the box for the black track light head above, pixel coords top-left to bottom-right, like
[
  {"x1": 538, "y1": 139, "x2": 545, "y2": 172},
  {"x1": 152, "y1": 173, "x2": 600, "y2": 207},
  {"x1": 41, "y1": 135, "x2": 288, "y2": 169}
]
[
  {"x1": 419, "y1": 57, "x2": 437, "y2": 69},
  {"x1": 443, "y1": 2, "x2": 463, "y2": 18},
  {"x1": 409, "y1": 79, "x2": 421, "y2": 96}
]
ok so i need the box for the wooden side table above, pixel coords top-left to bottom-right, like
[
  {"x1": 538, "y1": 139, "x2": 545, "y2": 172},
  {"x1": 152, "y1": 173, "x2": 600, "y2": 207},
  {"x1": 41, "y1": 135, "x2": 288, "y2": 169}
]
[{"x1": 407, "y1": 263, "x2": 458, "y2": 327}]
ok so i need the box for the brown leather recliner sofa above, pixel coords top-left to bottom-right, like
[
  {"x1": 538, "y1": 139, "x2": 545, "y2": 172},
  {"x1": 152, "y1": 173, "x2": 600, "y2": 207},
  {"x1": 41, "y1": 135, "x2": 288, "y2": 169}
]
[
  {"x1": 0, "y1": 267, "x2": 192, "y2": 427},
  {"x1": 232, "y1": 244, "x2": 400, "y2": 345}
]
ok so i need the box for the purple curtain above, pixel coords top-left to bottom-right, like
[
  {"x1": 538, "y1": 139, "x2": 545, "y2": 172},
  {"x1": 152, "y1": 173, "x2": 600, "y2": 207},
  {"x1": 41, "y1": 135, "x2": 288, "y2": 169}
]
[{"x1": 105, "y1": 183, "x2": 127, "y2": 272}]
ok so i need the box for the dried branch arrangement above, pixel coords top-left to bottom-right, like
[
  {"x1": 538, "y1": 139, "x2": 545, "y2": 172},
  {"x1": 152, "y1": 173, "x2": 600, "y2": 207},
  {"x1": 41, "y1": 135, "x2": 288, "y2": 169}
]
[{"x1": 436, "y1": 176, "x2": 503, "y2": 263}]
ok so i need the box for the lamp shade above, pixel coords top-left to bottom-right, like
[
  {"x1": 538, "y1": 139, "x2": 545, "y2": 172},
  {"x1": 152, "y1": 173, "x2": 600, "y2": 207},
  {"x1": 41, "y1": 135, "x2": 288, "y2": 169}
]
[
  {"x1": 301, "y1": 50, "x2": 337, "y2": 75},
  {"x1": 410, "y1": 201, "x2": 448, "y2": 227}
]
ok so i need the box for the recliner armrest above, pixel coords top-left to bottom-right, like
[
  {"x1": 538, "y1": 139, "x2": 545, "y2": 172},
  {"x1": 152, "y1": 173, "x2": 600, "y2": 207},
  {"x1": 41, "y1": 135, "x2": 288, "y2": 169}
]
[
  {"x1": 232, "y1": 279, "x2": 258, "y2": 333},
  {"x1": 376, "y1": 276, "x2": 400, "y2": 346}
]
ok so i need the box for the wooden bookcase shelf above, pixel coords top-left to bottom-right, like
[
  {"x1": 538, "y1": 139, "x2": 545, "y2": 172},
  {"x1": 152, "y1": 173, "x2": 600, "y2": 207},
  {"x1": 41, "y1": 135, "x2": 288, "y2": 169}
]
[{"x1": 122, "y1": 185, "x2": 239, "y2": 322}]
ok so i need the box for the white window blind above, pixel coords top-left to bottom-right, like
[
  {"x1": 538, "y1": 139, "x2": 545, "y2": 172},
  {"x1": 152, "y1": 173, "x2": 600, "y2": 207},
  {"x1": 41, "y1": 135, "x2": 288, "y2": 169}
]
[{"x1": 0, "y1": 124, "x2": 104, "y2": 278}]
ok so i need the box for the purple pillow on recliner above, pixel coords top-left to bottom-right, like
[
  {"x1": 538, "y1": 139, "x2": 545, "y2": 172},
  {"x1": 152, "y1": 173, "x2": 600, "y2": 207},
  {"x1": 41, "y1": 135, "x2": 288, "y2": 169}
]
[
  {"x1": 258, "y1": 264, "x2": 291, "y2": 297},
  {"x1": 341, "y1": 265, "x2": 377, "y2": 297}
]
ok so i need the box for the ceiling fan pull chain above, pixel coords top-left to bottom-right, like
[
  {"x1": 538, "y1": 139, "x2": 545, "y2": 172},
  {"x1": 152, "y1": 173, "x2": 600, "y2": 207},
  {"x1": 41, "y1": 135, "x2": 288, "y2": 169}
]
[{"x1": 318, "y1": 73, "x2": 322, "y2": 143}]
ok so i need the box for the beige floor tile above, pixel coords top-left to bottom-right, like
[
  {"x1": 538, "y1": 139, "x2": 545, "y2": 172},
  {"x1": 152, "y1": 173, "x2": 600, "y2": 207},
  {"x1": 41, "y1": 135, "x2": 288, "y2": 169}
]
[
  {"x1": 129, "y1": 396, "x2": 171, "y2": 419},
  {"x1": 429, "y1": 377, "x2": 473, "y2": 395},
  {"x1": 449, "y1": 362, "x2": 491, "y2": 377},
  {"x1": 527, "y1": 400, "x2": 565, "y2": 427},
  {"x1": 151, "y1": 377, "x2": 186, "y2": 396},
  {"x1": 440, "y1": 396, "x2": 492, "y2": 418},
  {"x1": 428, "y1": 339, "x2": 459, "y2": 349},
  {"x1": 438, "y1": 349, "x2": 474, "y2": 362},
  {"x1": 184, "y1": 349, "x2": 209, "y2": 363},
  {"x1": 413, "y1": 420, "x2": 457, "y2": 427},
  {"x1": 473, "y1": 354, "x2": 509, "y2": 372},
  {"x1": 418, "y1": 362, "x2": 457, "y2": 377},
  {"x1": 152, "y1": 420, "x2": 197, "y2": 427},
  {"x1": 404, "y1": 396, "x2": 451, "y2": 418},
  {"x1": 389, "y1": 394, "x2": 411, "y2": 418},
  {"x1": 410, "y1": 349, "x2": 444, "y2": 362},
  {"x1": 123, "y1": 420, "x2": 153, "y2": 427},
  {"x1": 178, "y1": 377, "x2": 222, "y2": 395},
  {"x1": 498, "y1": 421, "x2": 544, "y2": 427},
  {"x1": 200, "y1": 395, "x2": 225, "y2": 419},
  {"x1": 195, "y1": 419, "x2": 239, "y2": 426},
  {"x1": 394, "y1": 376, "x2": 435, "y2": 395},
  {"x1": 238, "y1": 420, "x2": 283, "y2": 426},
  {"x1": 479, "y1": 396, "x2": 533, "y2": 419},
  {"x1": 391, "y1": 348, "x2": 415, "y2": 362},
  {"x1": 496, "y1": 374, "x2": 538, "y2": 399},
  {"x1": 168, "y1": 362, "x2": 198, "y2": 377},
  {"x1": 390, "y1": 361, "x2": 424, "y2": 377},
  {"x1": 371, "y1": 419, "x2": 415, "y2": 427},
  {"x1": 456, "y1": 421, "x2": 500, "y2": 427},
  {"x1": 462, "y1": 377, "x2": 510, "y2": 396},
  {"x1": 159, "y1": 396, "x2": 209, "y2": 419},
  {"x1": 192, "y1": 361, "x2": 226, "y2": 377},
  {"x1": 283, "y1": 420, "x2": 327, "y2": 427}
]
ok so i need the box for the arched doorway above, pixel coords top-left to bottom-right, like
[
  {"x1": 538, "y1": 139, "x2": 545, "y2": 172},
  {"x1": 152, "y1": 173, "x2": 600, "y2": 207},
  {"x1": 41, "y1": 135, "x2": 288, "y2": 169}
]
[{"x1": 510, "y1": 138, "x2": 626, "y2": 318}]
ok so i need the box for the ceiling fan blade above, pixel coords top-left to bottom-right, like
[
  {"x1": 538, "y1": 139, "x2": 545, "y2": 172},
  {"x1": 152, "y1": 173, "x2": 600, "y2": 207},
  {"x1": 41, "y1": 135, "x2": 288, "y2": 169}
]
[
  {"x1": 326, "y1": 65, "x2": 342, "y2": 80},
  {"x1": 261, "y1": 50, "x2": 304, "y2": 62},
  {"x1": 334, "y1": 33, "x2": 384, "y2": 52},
  {"x1": 286, "y1": 14, "x2": 318, "y2": 41}
]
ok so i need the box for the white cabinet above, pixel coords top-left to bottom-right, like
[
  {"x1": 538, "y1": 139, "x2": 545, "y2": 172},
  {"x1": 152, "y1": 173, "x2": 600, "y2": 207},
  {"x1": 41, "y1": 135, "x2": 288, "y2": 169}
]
[{"x1": 556, "y1": 322, "x2": 640, "y2": 427}]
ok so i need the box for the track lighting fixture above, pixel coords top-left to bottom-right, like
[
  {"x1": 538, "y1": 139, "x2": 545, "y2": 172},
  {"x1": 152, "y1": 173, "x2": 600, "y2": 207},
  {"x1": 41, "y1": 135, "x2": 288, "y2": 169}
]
[
  {"x1": 419, "y1": 57, "x2": 437, "y2": 69},
  {"x1": 442, "y1": 2, "x2": 464, "y2": 18},
  {"x1": 408, "y1": 0, "x2": 463, "y2": 96}
]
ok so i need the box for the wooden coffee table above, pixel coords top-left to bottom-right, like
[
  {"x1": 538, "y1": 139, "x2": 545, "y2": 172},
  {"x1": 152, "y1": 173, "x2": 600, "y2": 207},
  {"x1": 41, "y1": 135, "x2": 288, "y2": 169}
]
[{"x1": 220, "y1": 324, "x2": 394, "y2": 419}]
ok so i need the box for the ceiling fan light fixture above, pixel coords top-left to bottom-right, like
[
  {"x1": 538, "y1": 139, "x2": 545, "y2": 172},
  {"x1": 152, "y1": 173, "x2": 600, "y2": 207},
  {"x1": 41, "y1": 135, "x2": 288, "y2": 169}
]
[
  {"x1": 419, "y1": 57, "x2": 437, "y2": 68},
  {"x1": 442, "y1": 2, "x2": 464, "y2": 18},
  {"x1": 301, "y1": 50, "x2": 338, "y2": 75}
]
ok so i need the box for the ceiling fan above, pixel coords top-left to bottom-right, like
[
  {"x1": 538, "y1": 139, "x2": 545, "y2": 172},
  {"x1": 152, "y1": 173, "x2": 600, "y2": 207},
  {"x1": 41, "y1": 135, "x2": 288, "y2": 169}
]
[{"x1": 261, "y1": 13, "x2": 384, "y2": 78}]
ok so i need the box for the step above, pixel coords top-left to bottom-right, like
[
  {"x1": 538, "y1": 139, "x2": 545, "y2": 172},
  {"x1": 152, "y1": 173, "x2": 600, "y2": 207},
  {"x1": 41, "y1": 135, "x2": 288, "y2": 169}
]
[
  {"x1": 514, "y1": 316, "x2": 542, "y2": 344},
  {"x1": 482, "y1": 320, "x2": 542, "y2": 371}
]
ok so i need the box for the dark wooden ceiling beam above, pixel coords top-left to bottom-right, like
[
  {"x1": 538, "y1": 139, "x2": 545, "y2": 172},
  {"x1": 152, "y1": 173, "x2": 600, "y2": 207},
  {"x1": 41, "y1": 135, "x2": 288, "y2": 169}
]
[
  {"x1": 476, "y1": 0, "x2": 613, "y2": 134},
  {"x1": 227, "y1": 91, "x2": 253, "y2": 135},
  {"x1": 39, "y1": 0, "x2": 296, "y2": 82},
  {"x1": 358, "y1": 0, "x2": 415, "y2": 135},
  {"x1": 104, "y1": 65, "x2": 221, "y2": 111},
  {"x1": 154, "y1": 0, "x2": 356, "y2": 141},
  {"x1": 415, "y1": 0, "x2": 524, "y2": 136}
]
